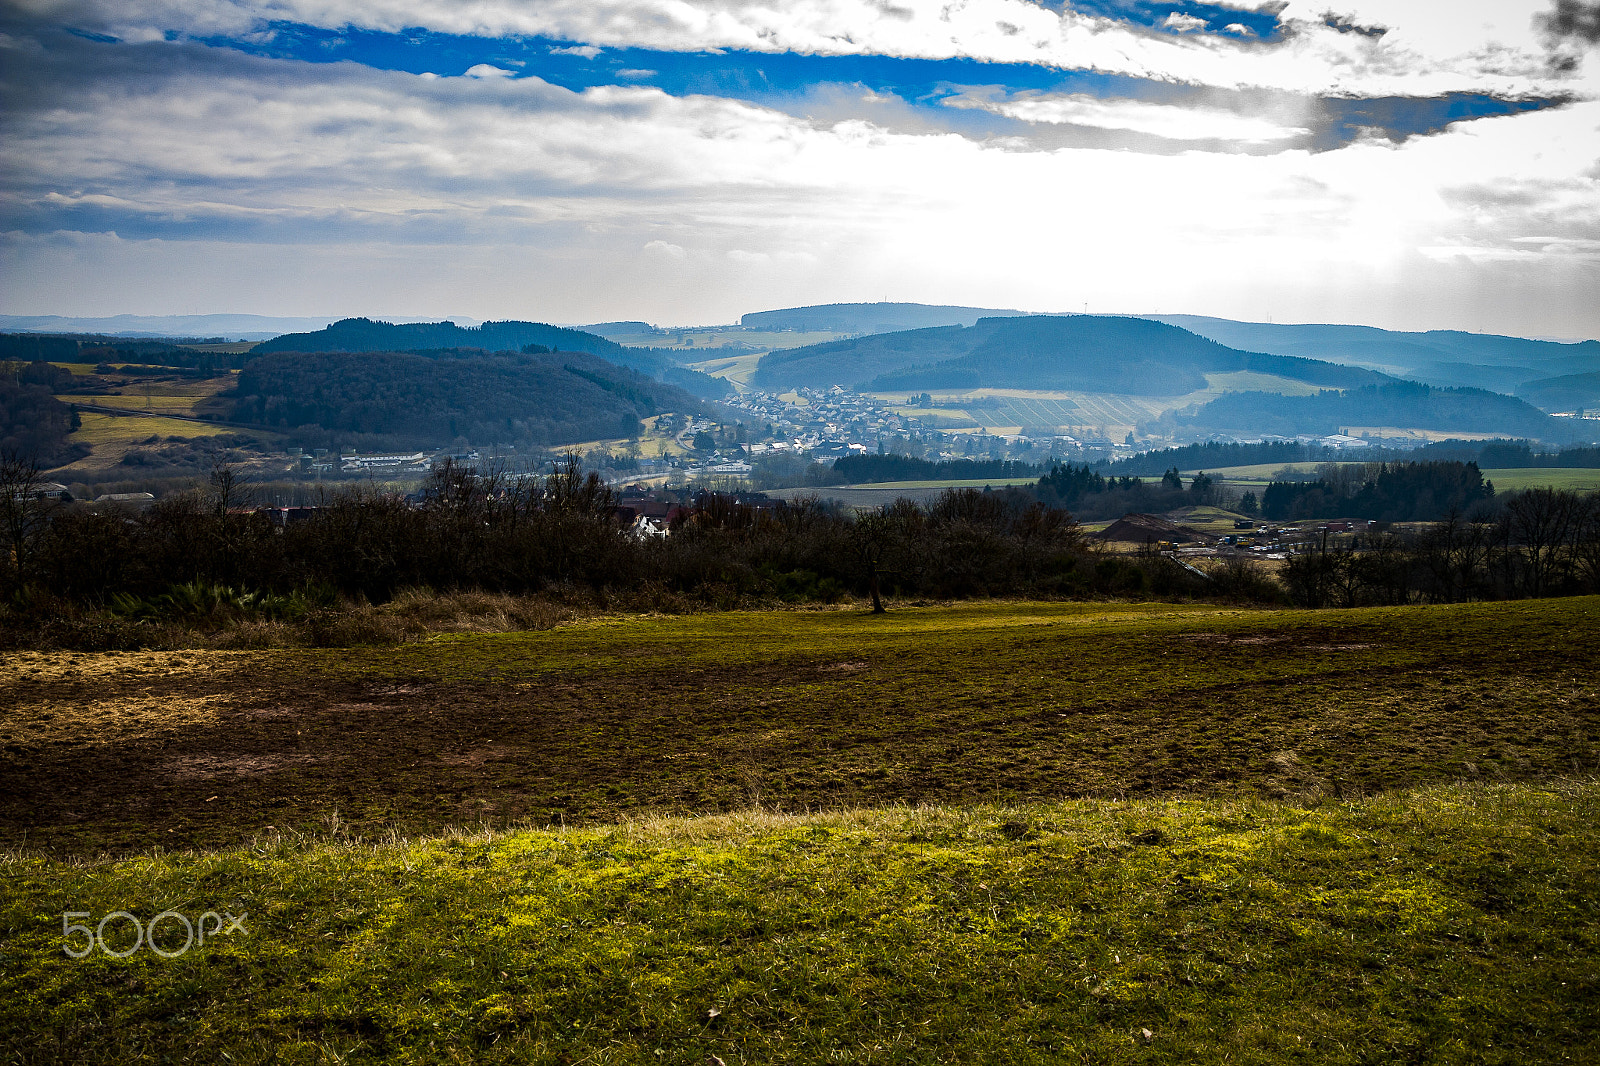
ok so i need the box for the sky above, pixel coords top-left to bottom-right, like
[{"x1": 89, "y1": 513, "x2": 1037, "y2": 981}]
[{"x1": 1, "y1": 0, "x2": 1598, "y2": 336}]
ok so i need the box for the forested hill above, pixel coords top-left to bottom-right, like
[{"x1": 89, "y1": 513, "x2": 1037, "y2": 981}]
[
  {"x1": 252, "y1": 317, "x2": 731, "y2": 399},
  {"x1": 228, "y1": 348, "x2": 704, "y2": 447},
  {"x1": 1151, "y1": 315, "x2": 1600, "y2": 384},
  {"x1": 754, "y1": 316, "x2": 1392, "y2": 394},
  {"x1": 740, "y1": 302, "x2": 1027, "y2": 333},
  {"x1": 256, "y1": 318, "x2": 628, "y2": 359},
  {"x1": 1165, "y1": 381, "x2": 1581, "y2": 442}
]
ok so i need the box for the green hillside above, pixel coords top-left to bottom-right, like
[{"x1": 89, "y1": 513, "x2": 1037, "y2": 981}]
[
  {"x1": 754, "y1": 316, "x2": 1391, "y2": 394},
  {"x1": 1152, "y1": 314, "x2": 1600, "y2": 400},
  {"x1": 1517, "y1": 371, "x2": 1600, "y2": 413},
  {"x1": 229, "y1": 348, "x2": 703, "y2": 446},
  {"x1": 256, "y1": 317, "x2": 628, "y2": 359},
  {"x1": 1166, "y1": 381, "x2": 1576, "y2": 441}
]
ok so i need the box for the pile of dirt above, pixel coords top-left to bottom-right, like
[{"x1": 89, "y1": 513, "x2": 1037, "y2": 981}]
[{"x1": 1095, "y1": 512, "x2": 1206, "y2": 544}]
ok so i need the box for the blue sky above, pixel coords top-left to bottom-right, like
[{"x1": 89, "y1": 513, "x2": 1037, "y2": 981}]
[{"x1": 2, "y1": 0, "x2": 1598, "y2": 335}]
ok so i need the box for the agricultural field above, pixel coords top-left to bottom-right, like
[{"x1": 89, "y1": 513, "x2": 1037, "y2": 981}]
[
  {"x1": 865, "y1": 374, "x2": 1328, "y2": 440},
  {"x1": 1187, "y1": 462, "x2": 1600, "y2": 494},
  {"x1": 46, "y1": 412, "x2": 261, "y2": 480},
  {"x1": 2, "y1": 597, "x2": 1597, "y2": 1062},
  {"x1": 681, "y1": 352, "x2": 764, "y2": 388},
  {"x1": 4, "y1": 598, "x2": 1595, "y2": 853},
  {"x1": 768, "y1": 480, "x2": 1040, "y2": 508},
  {"x1": 63, "y1": 412, "x2": 238, "y2": 446},
  {"x1": 1478, "y1": 468, "x2": 1600, "y2": 492}
]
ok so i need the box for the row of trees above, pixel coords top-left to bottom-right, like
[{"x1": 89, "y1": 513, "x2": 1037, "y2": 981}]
[
  {"x1": 1281, "y1": 489, "x2": 1600, "y2": 606},
  {"x1": 5, "y1": 454, "x2": 1596, "y2": 642},
  {"x1": 1, "y1": 458, "x2": 1210, "y2": 620}
]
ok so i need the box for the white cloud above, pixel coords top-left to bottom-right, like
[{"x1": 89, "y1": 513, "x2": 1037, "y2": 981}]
[
  {"x1": 16, "y1": 0, "x2": 1593, "y2": 96},
  {"x1": 1162, "y1": 12, "x2": 1208, "y2": 33},
  {"x1": 1, "y1": 35, "x2": 1595, "y2": 335},
  {"x1": 968, "y1": 93, "x2": 1312, "y2": 143},
  {"x1": 550, "y1": 44, "x2": 602, "y2": 58},
  {"x1": 462, "y1": 63, "x2": 515, "y2": 78},
  {"x1": 643, "y1": 239, "x2": 688, "y2": 258}
]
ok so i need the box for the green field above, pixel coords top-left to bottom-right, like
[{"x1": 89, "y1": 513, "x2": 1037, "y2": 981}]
[
  {"x1": 878, "y1": 374, "x2": 1330, "y2": 439},
  {"x1": 6, "y1": 598, "x2": 1596, "y2": 852},
  {"x1": 4, "y1": 783, "x2": 1596, "y2": 1064},
  {"x1": 1187, "y1": 462, "x2": 1600, "y2": 494},
  {"x1": 4, "y1": 598, "x2": 1598, "y2": 1062},
  {"x1": 833, "y1": 477, "x2": 1041, "y2": 490},
  {"x1": 768, "y1": 480, "x2": 1040, "y2": 508},
  {"x1": 66, "y1": 412, "x2": 238, "y2": 444},
  {"x1": 1480, "y1": 468, "x2": 1600, "y2": 492}
]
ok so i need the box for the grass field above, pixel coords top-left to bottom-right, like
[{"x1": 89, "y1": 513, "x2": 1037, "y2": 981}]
[
  {"x1": 4, "y1": 598, "x2": 1595, "y2": 854},
  {"x1": 2, "y1": 596, "x2": 1598, "y2": 1062},
  {"x1": 1480, "y1": 468, "x2": 1600, "y2": 492},
  {"x1": 868, "y1": 374, "x2": 1330, "y2": 441},
  {"x1": 65, "y1": 412, "x2": 239, "y2": 445},
  {"x1": 3, "y1": 782, "x2": 1596, "y2": 1064},
  {"x1": 682, "y1": 352, "x2": 765, "y2": 387},
  {"x1": 60, "y1": 394, "x2": 213, "y2": 417},
  {"x1": 834, "y1": 477, "x2": 1041, "y2": 490},
  {"x1": 1186, "y1": 462, "x2": 1600, "y2": 494},
  {"x1": 767, "y1": 481, "x2": 1039, "y2": 508}
]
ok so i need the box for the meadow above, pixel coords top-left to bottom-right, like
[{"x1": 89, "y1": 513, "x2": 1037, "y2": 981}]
[
  {"x1": 1189, "y1": 461, "x2": 1600, "y2": 493},
  {"x1": 4, "y1": 599, "x2": 1595, "y2": 853},
  {"x1": 3, "y1": 597, "x2": 1597, "y2": 1062}
]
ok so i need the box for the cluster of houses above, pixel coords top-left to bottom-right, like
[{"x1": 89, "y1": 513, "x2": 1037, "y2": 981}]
[{"x1": 726, "y1": 387, "x2": 924, "y2": 465}]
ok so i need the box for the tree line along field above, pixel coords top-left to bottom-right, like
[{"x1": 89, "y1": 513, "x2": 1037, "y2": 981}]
[{"x1": 1, "y1": 597, "x2": 1597, "y2": 1062}]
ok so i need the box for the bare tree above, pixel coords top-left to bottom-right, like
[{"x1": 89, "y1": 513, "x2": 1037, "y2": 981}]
[
  {"x1": 0, "y1": 450, "x2": 53, "y2": 591},
  {"x1": 1504, "y1": 488, "x2": 1581, "y2": 597}
]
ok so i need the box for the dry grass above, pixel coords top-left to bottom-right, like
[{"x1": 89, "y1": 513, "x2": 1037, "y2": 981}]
[
  {"x1": 65, "y1": 412, "x2": 238, "y2": 444},
  {"x1": 384, "y1": 588, "x2": 579, "y2": 632}
]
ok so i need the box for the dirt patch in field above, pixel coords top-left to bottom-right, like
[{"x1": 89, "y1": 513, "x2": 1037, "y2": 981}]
[
  {"x1": 166, "y1": 753, "x2": 339, "y2": 779},
  {"x1": 1179, "y1": 633, "x2": 1289, "y2": 646},
  {"x1": 437, "y1": 745, "x2": 526, "y2": 768}
]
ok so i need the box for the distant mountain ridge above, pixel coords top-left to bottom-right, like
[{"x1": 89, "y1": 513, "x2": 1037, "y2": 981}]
[
  {"x1": 741, "y1": 302, "x2": 1030, "y2": 334},
  {"x1": 1148, "y1": 314, "x2": 1600, "y2": 408},
  {"x1": 0, "y1": 313, "x2": 346, "y2": 340},
  {"x1": 256, "y1": 318, "x2": 627, "y2": 359},
  {"x1": 754, "y1": 315, "x2": 1392, "y2": 394}
]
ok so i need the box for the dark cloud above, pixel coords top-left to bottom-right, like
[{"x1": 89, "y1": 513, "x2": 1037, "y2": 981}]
[
  {"x1": 1536, "y1": 0, "x2": 1600, "y2": 46},
  {"x1": 1319, "y1": 11, "x2": 1387, "y2": 38}
]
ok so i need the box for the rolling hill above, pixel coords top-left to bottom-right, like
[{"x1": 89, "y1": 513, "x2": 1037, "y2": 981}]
[
  {"x1": 227, "y1": 347, "x2": 704, "y2": 447},
  {"x1": 1516, "y1": 371, "x2": 1600, "y2": 414},
  {"x1": 754, "y1": 315, "x2": 1393, "y2": 394},
  {"x1": 1165, "y1": 381, "x2": 1577, "y2": 441},
  {"x1": 257, "y1": 316, "x2": 635, "y2": 360},
  {"x1": 740, "y1": 302, "x2": 1028, "y2": 334},
  {"x1": 254, "y1": 316, "x2": 732, "y2": 400},
  {"x1": 1150, "y1": 314, "x2": 1600, "y2": 408}
]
